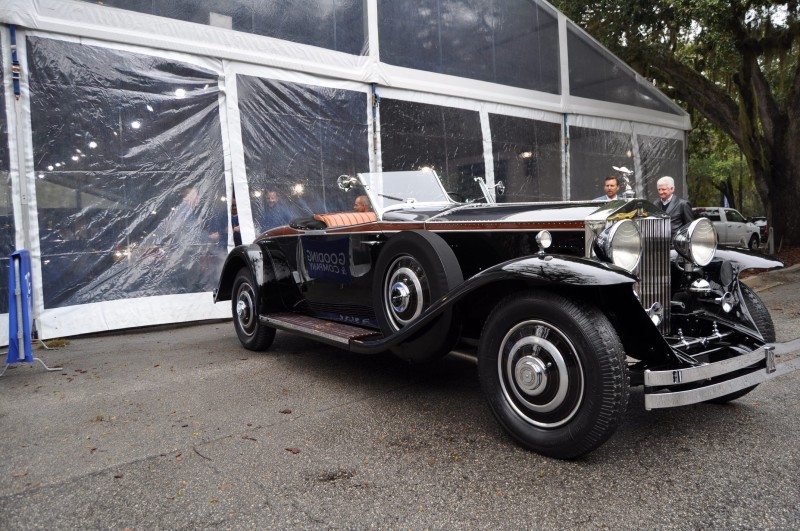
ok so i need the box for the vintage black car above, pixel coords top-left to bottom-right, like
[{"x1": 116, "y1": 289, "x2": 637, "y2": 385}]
[{"x1": 214, "y1": 170, "x2": 800, "y2": 459}]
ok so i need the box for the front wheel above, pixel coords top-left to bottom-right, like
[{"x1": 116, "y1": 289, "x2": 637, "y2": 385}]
[
  {"x1": 478, "y1": 291, "x2": 629, "y2": 459},
  {"x1": 232, "y1": 268, "x2": 276, "y2": 351}
]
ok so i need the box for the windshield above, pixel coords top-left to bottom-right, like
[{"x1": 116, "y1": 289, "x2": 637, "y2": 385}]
[{"x1": 357, "y1": 170, "x2": 453, "y2": 216}]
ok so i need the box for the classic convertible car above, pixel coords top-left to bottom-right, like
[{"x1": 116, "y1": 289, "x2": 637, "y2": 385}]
[{"x1": 214, "y1": 170, "x2": 800, "y2": 459}]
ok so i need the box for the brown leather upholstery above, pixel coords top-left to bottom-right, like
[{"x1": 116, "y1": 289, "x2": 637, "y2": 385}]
[{"x1": 313, "y1": 211, "x2": 377, "y2": 228}]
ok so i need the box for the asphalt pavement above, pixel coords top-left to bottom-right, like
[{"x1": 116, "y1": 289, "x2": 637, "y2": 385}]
[{"x1": 1, "y1": 266, "x2": 799, "y2": 529}]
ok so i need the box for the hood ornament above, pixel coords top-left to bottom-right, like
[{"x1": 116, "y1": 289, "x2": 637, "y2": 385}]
[{"x1": 612, "y1": 166, "x2": 636, "y2": 199}]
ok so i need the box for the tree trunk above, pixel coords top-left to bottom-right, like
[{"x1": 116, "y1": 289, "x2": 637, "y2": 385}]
[{"x1": 766, "y1": 141, "x2": 800, "y2": 247}]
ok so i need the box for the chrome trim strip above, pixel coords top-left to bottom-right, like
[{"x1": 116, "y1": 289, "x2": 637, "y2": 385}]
[
  {"x1": 644, "y1": 355, "x2": 800, "y2": 409},
  {"x1": 644, "y1": 348, "x2": 765, "y2": 386}
]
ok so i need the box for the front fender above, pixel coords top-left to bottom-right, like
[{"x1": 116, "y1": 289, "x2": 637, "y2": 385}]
[
  {"x1": 713, "y1": 246, "x2": 783, "y2": 272},
  {"x1": 494, "y1": 254, "x2": 637, "y2": 286},
  {"x1": 350, "y1": 253, "x2": 637, "y2": 354}
]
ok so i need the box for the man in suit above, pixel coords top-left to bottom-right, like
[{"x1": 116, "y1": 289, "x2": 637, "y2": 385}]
[
  {"x1": 594, "y1": 176, "x2": 620, "y2": 201},
  {"x1": 657, "y1": 176, "x2": 694, "y2": 235}
]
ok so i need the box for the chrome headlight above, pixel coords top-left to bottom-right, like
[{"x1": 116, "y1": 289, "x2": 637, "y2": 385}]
[
  {"x1": 594, "y1": 219, "x2": 642, "y2": 272},
  {"x1": 674, "y1": 218, "x2": 717, "y2": 266}
]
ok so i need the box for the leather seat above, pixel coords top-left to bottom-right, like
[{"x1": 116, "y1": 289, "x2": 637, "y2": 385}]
[{"x1": 313, "y1": 212, "x2": 377, "y2": 228}]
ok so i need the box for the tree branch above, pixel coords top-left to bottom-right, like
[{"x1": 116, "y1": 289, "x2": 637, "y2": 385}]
[{"x1": 645, "y1": 53, "x2": 742, "y2": 145}]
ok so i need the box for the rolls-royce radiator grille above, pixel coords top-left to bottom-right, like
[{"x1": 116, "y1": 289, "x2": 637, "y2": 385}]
[{"x1": 636, "y1": 217, "x2": 672, "y2": 332}]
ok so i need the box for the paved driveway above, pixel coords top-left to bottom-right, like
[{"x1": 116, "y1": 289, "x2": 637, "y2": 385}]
[{"x1": 1, "y1": 267, "x2": 799, "y2": 529}]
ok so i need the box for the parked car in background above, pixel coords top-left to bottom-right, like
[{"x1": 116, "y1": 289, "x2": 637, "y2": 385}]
[
  {"x1": 748, "y1": 216, "x2": 769, "y2": 243},
  {"x1": 692, "y1": 207, "x2": 761, "y2": 250}
]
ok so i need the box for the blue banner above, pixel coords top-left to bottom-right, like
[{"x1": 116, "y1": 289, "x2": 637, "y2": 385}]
[
  {"x1": 301, "y1": 237, "x2": 352, "y2": 284},
  {"x1": 7, "y1": 250, "x2": 34, "y2": 364}
]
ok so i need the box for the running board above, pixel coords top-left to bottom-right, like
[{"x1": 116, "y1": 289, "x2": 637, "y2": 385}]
[{"x1": 261, "y1": 313, "x2": 382, "y2": 349}]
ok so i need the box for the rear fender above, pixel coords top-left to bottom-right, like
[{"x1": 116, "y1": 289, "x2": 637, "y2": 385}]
[{"x1": 214, "y1": 244, "x2": 271, "y2": 303}]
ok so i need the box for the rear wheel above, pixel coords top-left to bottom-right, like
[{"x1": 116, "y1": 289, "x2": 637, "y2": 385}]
[
  {"x1": 232, "y1": 268, "x2": 275, "y2": 351},
  {"x1": 748, "y1": 234, "x2": 760, "y2": 251},
  {"x1": 478, "y1": 291, "x2": 629, "y2": 459}
]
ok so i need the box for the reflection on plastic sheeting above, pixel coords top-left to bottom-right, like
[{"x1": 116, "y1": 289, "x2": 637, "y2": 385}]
[
  {"x1": 77, "y1": 0, "x2": 368, "y2": 56},
  {"x1": 1, "y1": 44, "x2": 11, "y2": 314},
  {"x1": 237, "y1": 75, "x2": 369, "y2": 235},
  {"x1": 568, "y1": 127, "x2": 634, "y2": 201},
  {"x1": 378, "y1": 0, "x2": 560, "y2": 93},
  {"x1": 567, "y1": 22, "x2": 682, "y2": 115},
  {"x1": 489, "y1": 114, "x2": 563, "y2": 202},
  {"x1": 27, "y1": 37, "x2": 226, "y2": 308},
  {"x1": 380, "y1": 98, "x2": 485, "y2": 202},
  {"x1": 638, "y1": 136, "x2": 685, "y2": 201},
  {"x1": 1, "y1": 174, "x2": 12, "y2": 314}
]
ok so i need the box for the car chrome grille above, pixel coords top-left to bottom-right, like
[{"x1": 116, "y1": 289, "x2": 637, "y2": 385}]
[{"x1": 636, "y1": 217, "x2": 672, "y2": 332}]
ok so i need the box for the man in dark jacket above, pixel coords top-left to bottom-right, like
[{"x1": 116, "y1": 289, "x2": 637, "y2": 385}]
[{"x1": 657, "y1": 176, "x2": 694, "y2": 235}]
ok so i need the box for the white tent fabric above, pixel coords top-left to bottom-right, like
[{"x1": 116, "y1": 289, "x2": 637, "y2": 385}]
[{"x1": 0, "y1": 0, "x2": 691, "y2": 345}]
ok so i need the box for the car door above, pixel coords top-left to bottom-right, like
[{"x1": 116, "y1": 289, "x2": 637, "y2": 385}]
[
  {"x1": 277, "y1": 226, "x2": 382, "y2": 327},
  {"x1": 724, "y1": 209, "x2": 747, "y2": 246}
]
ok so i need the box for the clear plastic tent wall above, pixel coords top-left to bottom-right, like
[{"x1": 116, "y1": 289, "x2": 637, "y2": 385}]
[{"x1": 0, "y1": 0, "x2": 690, "y2": 344}]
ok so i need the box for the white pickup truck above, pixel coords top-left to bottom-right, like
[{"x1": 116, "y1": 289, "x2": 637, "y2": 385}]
[{"x1": 692, "y1": 207, "x2": 761, "y2": 250}]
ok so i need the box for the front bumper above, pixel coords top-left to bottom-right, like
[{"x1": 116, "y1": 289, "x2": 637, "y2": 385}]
[{"x1": 643, "y1": 337, "x2": 800, "y2": 409}]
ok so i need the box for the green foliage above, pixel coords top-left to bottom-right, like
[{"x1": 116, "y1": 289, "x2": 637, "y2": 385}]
[{"x1": 552, "y1": 0, "x2": 800, "y2": 240}]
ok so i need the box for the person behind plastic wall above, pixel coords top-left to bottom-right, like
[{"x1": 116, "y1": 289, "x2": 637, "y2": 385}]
[
  {"x1": 261, "y1": 189, "x2": 294, "y2": 229},
  {"x1": 354, "y1": 194, "x2": 371, "y2": 213},
  {"x1": 594, "y1": 176, "x2": 620, "y2": 201},
  {"x1": 657, "y1": 176, "x2": 694, "y2": 235},
  {"x1": 172, "y1": 185, "x2": 227, "y2": 291},
  {"x1": 230, "y1": 197, "x2": 242, "y2": 246}
]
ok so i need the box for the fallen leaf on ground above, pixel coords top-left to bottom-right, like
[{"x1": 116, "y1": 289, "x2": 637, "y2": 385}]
[{"x1": 285, "y1": 447, "x2": 300, "y2": 454}]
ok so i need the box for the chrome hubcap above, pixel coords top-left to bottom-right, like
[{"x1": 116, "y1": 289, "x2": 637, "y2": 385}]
[
  {"x1": 498, "y1": 320, "x2": 583, "y2": 428},
  {"x1": 384, "y1": 257, "x2": 429, "y2": 330},
  {"x1": 390, "y1": 282, "x2": 411, "y2": 313},
  {"x1": 514, "y1": 355, "x2": 549, "y2": 395},
  {"x1": 236, "y1": 285, "x2": 256, "y2": 336}
]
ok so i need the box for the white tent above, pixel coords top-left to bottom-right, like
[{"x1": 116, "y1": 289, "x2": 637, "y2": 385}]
[{"x1": 0, "y1": 0, "x2": 690, "y2": 345}]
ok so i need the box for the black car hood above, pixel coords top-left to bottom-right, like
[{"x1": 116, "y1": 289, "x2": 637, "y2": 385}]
[{"x1": 381, "y1": 200, "x2": 626, "y2": 223}]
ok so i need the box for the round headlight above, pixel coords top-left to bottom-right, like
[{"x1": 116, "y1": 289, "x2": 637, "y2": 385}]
[
  {"x1": 674, "y1": 218, "x2": 717, "y2": 266},
  {"x1": 594, "y1": 219, "x2": 642, "y2": 272},
  {"x1": 536, "y1": 230, "x2": 552, "y2": 249}
]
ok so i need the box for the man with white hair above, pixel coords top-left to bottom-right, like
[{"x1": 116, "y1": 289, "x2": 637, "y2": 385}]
[{"x1": 656, "y1": 176, "x2": 694, "y2": 235}]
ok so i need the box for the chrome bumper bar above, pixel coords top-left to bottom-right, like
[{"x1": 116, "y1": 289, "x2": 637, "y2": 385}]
[{"x1": 644, "y1": 337, "x2": 800, "y2": 410}]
